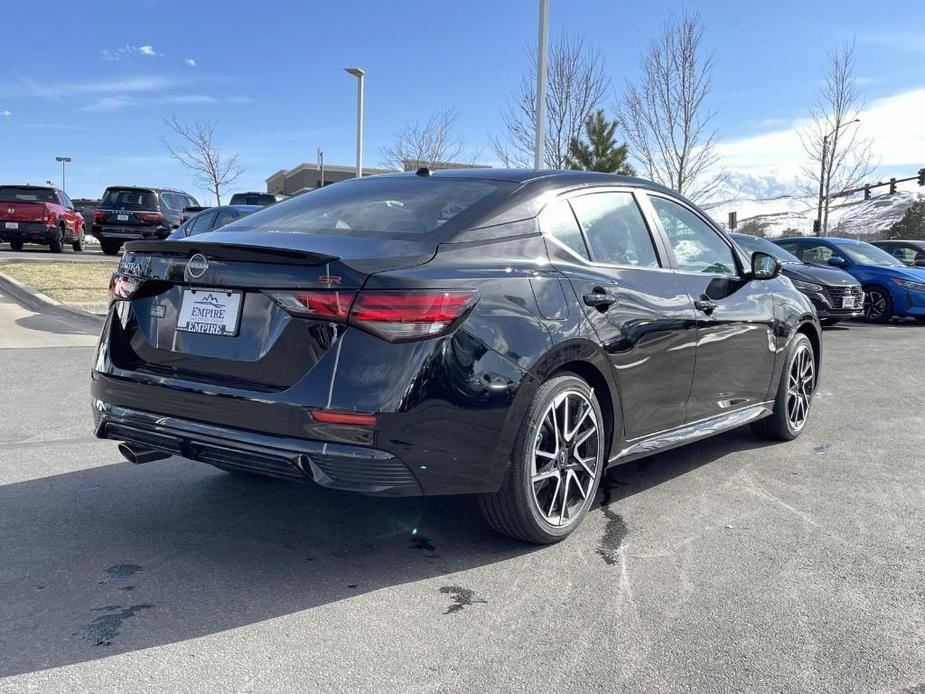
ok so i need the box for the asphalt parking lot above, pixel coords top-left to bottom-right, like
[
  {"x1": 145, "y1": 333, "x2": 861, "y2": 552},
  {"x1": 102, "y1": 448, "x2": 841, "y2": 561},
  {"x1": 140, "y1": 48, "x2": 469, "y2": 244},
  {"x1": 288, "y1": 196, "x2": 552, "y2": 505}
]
[{"x1": 1, "y1": 293, "x2": 924, "y2": 693}]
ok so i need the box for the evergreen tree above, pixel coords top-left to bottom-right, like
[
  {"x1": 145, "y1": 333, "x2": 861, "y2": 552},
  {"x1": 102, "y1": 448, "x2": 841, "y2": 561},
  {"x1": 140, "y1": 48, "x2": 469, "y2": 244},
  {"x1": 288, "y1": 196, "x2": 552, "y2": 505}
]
[
  {"x1": 565, "y1": 109, "x2": 635, "y2": 174},
  {"x1": 889, "y1": 200, "x2": 925, "y2": 240}
]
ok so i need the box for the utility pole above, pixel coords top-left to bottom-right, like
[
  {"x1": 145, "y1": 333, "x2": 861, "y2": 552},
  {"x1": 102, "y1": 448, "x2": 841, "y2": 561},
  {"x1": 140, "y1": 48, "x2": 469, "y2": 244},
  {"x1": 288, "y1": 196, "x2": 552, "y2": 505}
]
[
  {"x1": 814, "y1": 119, "x2": 860, "y2": 236},
  {"x1": 533, "y1": 0, "x2": 549, "y2": 170},
  {"x1": 318, "y1": 148, "x2": 325, "y2": 188},
  {"x1": 55, "y1": 156, "x2": 71, "y2": 193},
  {"x1": 344, "y1": 68, "x2": 365, "y2": 178}
]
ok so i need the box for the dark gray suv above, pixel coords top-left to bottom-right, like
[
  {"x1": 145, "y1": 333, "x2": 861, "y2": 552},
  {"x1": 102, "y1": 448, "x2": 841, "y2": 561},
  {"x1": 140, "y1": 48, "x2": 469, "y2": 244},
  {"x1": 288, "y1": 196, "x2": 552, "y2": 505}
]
[{"x1": 91, "y1": 186, "x2": 199, "y2": 255}]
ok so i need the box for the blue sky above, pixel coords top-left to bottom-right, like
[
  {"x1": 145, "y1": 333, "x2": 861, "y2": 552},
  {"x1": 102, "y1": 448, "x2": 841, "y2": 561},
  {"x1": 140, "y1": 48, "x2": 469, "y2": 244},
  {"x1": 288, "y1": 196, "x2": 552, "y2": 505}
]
[{"x1": 1, "y1": 0, "x2": 923, "y2": 201}]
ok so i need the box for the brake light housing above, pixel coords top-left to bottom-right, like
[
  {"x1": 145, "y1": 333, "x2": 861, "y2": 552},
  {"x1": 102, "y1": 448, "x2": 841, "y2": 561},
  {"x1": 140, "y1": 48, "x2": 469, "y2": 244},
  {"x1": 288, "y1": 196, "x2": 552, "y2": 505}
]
[
  {"x1": 93, "y1": 210, "x2": 105, "y2": 222},
  {"x1": 108, "y1": 272, "x2": 144, "y2": 302},
  {"x1": 139, "y1": 212, "x2": 165, "y2": 224},
  {"x1": 267, "y1": 289, "x2": 478, "y2": 342}
]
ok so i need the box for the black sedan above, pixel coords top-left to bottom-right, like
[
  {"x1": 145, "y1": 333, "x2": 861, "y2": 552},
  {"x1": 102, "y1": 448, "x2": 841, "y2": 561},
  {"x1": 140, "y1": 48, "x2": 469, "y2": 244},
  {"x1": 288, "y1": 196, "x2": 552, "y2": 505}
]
[
  {"x1": 731, "y1": 233, "x2": 864, "y2": 325},
  {"x1": 167, "y1": 204, "x2": 262, "y2": 239},
  {"x1": 871, "y1": 239, "x2": 925, "y2": 268},
  {"x1": 93, "y1": 169, "x2": 821, "y2": 544}
]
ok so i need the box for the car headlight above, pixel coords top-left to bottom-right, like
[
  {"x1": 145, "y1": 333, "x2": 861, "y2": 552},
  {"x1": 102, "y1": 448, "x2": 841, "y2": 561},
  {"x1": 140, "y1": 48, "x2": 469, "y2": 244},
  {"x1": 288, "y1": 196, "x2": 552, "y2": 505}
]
[
  {"x1": 892, "y1": 278, "x2": 925, "y2": 292},
  {"x1": 791, "y1": 279, "x2": 824, "y2": 293}
]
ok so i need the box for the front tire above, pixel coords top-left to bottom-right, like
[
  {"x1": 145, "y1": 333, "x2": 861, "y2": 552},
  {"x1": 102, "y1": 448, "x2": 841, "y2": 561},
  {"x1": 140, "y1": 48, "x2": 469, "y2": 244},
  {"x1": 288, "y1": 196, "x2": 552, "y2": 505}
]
[
  {"x1": 864, "y1": 286, "x2": 892, "y2": 323},
  {"x1": 479, "y1": 374, "x2": 605, "y2": 544},
  {"x1": 100, "y1": 239, "x2": 122, "y2": 256},
  {"x1": 752, "y1": 333, "x2": 815, "y2": 441}
]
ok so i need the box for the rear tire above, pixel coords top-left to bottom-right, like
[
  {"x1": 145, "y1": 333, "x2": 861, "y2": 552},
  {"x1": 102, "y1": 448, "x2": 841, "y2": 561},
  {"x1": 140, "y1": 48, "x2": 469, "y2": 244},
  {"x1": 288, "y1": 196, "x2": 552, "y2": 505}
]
[
  {"x1": 752, "y1": 333, "x2": 815, "y2": 441},
  {"x1": 9, "y1": 240, "x2": 23, "y2": 251},
  {"x1": 100, "y1": 239, "x2": 122, "y2": 256},
  {"x1": 479, "y1": 374, "x2": 605, "y2": 544},
  {"x1": 49, "y1": 227, "x2": 63, "y2": 254},
  {"x1": 863, "y1": 286, "x2": 892, "y2": 323},
  {"x1": 72, "y1": 225, "x2": 85, "y2": 252}
]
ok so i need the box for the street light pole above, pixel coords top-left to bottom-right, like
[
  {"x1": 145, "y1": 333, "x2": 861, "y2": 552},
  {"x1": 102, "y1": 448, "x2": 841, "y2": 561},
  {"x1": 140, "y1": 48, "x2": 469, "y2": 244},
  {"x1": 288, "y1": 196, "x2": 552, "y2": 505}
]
[
  {"x1": 344, "y1": 67, "x2": 365, "y2": 178},
  {"x1": 814, "y1": 119, "x2": 860, "y2": 236},
  {"x1": 55, "y1": 156, "x2": 71, "y2": 193},
  {"x1": 534, "y1": 0, "x2": 549, "y2": 170}
]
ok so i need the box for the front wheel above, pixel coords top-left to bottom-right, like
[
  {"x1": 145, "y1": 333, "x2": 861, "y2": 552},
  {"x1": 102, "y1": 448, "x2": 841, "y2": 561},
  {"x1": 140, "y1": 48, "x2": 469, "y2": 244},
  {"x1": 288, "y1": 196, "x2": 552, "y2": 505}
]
[
  {"x1": 479, "y1": 374, "x2": 605, "y2": 544},
  {"x1": 864, "y1": 286, "x2": 892, "y2": 323},
  {"x1": 752, "y1": 333, "x2": 815, "y2": 441}
]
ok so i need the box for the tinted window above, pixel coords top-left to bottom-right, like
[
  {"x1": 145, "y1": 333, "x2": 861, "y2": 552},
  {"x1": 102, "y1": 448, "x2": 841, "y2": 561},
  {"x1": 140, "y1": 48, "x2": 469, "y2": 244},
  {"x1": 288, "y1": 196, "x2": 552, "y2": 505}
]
[
  {"x1": 101, "y1": 188, "x2": 157, "y2": 209},
  {"x1": 570, "y1": 192, "x2": 659, "y2": 267},
  {"x1": 230, "y1": 193, "x2": 276, "y2": 206},
  {"x1": 159, "y1": 192, "x2": 182, "y2": 211},
  {"x1": 650, "y1": 196, "x2": 735, "y2": 275},
  {"x1": 239, "y1": 177, "x2": 511, "y2": 235},
  {"x1": 832, "y1": 240, "x2": 904, "y2": 266},
  {"x1": 185, "y1": 210, "x2": 217, "y2": 236},
  {"x1": 538, "y1": 199, "x2": 588, "y2": 259},
  {"x1": 212, "y1": 208, "x2": 239, "y2": 230},
  {"x1": 0, "y1": 186, "x2": 57, "y2": 203}
]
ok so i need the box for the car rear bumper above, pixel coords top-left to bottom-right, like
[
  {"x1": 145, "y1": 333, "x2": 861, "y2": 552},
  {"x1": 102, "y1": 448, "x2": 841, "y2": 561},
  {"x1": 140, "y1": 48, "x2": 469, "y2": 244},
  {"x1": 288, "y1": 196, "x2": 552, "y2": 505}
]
[
  {"x1": 92, "y1": 400, "x2": 424, "y2": 496},
  {"x1": 0, "y1": 222, "x2": 56, "y2": 244},
  {"x1": 92, "y1": 224, "x2": 170, "y2": 241}
]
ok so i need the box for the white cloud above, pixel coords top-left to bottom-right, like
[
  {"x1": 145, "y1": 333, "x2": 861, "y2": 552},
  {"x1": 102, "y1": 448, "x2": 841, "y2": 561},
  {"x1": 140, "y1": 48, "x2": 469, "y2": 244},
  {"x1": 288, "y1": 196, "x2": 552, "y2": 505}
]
[
  {"x1": 138, "y1": 45, "x2": 157, "y2": 56},
  {"x1": 16, "y1": 75, "x2": 178, "y2": 101},
  {"x1": 80, "y1": 93, "x2": 236, "y2": 113},
  {"x1": 1, "y1": 110, "x2": 11, "y2": 117},
  {"x1": 718, "y1": 88, "x2": 925, "y2": 184},
  {"x1": 99, "y1": 44, "x2": 162, "y2": 61},
  {"x1": 185, "y1": 58, "x2": 197, "y2": 67}
]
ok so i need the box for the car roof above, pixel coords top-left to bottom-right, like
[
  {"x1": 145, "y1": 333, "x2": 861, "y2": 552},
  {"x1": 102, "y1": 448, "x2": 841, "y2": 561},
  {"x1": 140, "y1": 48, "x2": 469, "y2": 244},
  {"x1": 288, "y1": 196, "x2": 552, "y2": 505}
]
[
  {"x1": 103, "y1": 185, "x2": 191, "y2": 194},
  {"x1": 383, "y1": 167, "x2": 665, "y2": 188},
  {"x1": 874, "y1": 239, "x2": 925, "y2": 245}
]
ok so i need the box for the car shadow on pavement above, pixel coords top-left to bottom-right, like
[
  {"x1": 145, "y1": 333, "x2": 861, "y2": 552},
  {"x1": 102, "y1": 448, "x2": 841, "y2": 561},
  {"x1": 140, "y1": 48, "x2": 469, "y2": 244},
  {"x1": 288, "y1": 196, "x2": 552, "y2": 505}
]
[{"x1": 0, "y1": 427, "x2": 774, "y2": 678}]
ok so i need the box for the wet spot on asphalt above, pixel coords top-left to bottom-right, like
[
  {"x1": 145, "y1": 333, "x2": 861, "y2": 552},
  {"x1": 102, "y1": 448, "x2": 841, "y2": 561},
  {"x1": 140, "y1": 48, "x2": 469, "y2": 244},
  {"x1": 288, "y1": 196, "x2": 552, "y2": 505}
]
[
  {"x1": 597, "y1": 476, "x2": 629, "y2": 565},
  {"x1": 74, "y1": 604, "x2": 153, "y2": 647},
  {"x1": 98, "y1": 564, "x2": 142, "y2": 585},
  {"x1": 814, "y1": 442, "x2": 833, "y2": 454},
  {"x1": 439, "y1": 586, "x2": 486, "y2": 614}
]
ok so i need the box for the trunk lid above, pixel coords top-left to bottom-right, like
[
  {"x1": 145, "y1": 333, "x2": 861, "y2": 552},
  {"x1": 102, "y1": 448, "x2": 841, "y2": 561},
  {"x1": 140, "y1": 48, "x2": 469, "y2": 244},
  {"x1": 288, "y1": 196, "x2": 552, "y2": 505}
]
[
  {"x1": 110, "y1": 232, "x2": 436, "y2": 389},
  {"x1": 0, "y1": 201, "x2": 46, "y2": 223}
]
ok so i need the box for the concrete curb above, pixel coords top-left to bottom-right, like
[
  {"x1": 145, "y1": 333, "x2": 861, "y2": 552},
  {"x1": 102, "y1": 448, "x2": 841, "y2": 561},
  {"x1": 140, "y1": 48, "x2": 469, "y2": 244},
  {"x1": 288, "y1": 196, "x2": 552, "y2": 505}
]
[{"x1": 0, "y1": 270, "x2": 105, "y2": 327}]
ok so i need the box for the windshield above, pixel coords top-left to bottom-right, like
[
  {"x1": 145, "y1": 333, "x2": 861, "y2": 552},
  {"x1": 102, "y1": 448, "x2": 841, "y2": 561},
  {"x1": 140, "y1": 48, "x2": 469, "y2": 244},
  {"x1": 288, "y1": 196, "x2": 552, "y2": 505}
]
[
  {"x1": 731, "y1": 234, "x2": 801, "y2": 264},
  {"x1": 0, "y1": 186, "x2": 57, "y2": 204},
  {"x1": 237, "y1": 177, "x2": 511, "y2": 235},
  {"x1": 832, "y1": 239, "x2": 905, "y2": 266},
  {"x1": 100, "y1": 188, "x2": 157, "y2": 210}
]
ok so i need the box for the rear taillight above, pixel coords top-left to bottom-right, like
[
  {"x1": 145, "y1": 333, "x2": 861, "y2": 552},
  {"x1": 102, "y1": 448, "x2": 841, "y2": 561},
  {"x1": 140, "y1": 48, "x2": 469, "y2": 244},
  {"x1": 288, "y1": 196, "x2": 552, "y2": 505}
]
[
  {"x1": 310, "y1": 409, "x2": 377, "y2": 426},
  {"x1": 108, "y1": 272, "x2": 144, "y2": 302},
  {"x1": 93, "y1": 210, "x2": 104, "y2": 222},
  {"x1": 139, "y1": 212, "x2": 164, "y2": 223},
  {"x1": 266, "y1": 289, "x2": 477, "y2": 342},
  {"x1": 42, "y1": 204, "x2": 52, "y2": 223}
]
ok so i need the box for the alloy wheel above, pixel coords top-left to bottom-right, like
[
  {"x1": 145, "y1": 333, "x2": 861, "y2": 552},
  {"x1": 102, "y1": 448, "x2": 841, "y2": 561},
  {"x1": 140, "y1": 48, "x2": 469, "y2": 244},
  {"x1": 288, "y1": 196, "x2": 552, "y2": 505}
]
[
  {"x1": 865, "y1": 290, "x2": 887, "y2": 321},
  {"x1": 530, "y1": 390, "x2": 601, "y2": 528},
  {"x1": 786, "y1": 344, "x2": 814, "y2": 431}
]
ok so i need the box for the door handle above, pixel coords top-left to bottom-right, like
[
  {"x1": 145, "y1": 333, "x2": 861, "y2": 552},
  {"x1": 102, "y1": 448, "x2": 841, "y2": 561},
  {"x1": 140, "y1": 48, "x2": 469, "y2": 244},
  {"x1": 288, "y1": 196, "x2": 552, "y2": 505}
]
[
  {"x1": 583, "y1": 288, "x2": 618, "y2": 310},
  {"x1": 694, "y1": 299, "x2": 718, "y2": 315}
]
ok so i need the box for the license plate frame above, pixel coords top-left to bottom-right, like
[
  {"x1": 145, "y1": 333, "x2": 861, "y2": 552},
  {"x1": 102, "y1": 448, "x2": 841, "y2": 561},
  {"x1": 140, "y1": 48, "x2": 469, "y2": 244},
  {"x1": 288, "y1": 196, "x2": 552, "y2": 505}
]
[
  {"x1": 842, "y1": 296, "x2": 858, "y2": 309},
  {"x1": 116, "y1": 214, "x2": 130, "y2": 222},
  {"x1": 175, "y1": 288, "x2": 243, "y2": 337},
  {"x1": 5, "y1": 222, "x2": 19, "y2": 230}
]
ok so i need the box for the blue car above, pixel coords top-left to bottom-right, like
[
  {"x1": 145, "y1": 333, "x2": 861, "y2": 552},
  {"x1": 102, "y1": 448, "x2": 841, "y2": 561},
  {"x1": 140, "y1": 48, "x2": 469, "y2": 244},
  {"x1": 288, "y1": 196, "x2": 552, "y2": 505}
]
[{"x1": 775, "y1": 236, "x2": 925, "y2": 323}]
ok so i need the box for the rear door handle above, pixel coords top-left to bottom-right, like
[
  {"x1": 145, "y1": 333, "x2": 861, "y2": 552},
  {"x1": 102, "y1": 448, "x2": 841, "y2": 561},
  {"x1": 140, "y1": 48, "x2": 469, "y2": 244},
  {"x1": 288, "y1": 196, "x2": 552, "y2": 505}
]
[
  {"x1": 583, "y1": 288, "x2": 618, "y2": 310},
  {"x1": 694, "y1": 299, "x2": 718, "y2": 315}
]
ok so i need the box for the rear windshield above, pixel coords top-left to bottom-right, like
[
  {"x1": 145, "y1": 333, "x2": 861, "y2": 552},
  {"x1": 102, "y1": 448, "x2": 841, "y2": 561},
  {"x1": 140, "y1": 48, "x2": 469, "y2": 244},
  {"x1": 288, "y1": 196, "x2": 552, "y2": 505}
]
[
  {"x1": 238, "y1": 177, "x2": 510, "y2": 235},
  {"x1": 0, "y1": 187, "x2": 57, "y2": 203},
  {"x1": 230, "y1": 193, "x2": 277, "y2": 206},
  {"x1": 100, "y1": 188, "x2": 158, "y2": 209}
]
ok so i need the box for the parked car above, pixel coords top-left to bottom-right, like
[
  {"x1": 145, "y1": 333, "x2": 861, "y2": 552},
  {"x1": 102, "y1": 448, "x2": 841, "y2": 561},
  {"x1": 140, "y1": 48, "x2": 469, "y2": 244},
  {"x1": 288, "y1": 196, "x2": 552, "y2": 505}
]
[
  {"x1": 0, "y1": 185, "x2": 85, "y2": 252},
  {"x1": 775, "y1": 236, "x2": 925, "y2": 323},
  {"x1": 179, "y1": 205, "x2": 211, "y2": 226},
  {"x1": 91, "y1": 186, "x2": 199, "y2": 256},
  {"x1": 870, "y1": 240, "x2": 925, "y2": 268},
  {"x1": 731, "y1": 233, "x2": 863, "y2": 325},
  {"x1": 92, "y1": 169, "x2": 821, "y2": 544},
  {"x1": 228, "y1": 191, "x2": 285, "y2": 206},
  {"x1": 167, "y1": 204, "x2": 262, "y2": 239}
]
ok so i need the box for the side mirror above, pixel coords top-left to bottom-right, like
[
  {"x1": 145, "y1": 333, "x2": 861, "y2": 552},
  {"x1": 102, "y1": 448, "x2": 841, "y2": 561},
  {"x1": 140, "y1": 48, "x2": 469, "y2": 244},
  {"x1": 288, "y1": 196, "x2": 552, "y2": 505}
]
[
  {"x1": 827, "y1": 256, "x2": 848, "y2": 267},
  {"x1": 751, "y1": 252, "x2": 781, "y2": 280}
]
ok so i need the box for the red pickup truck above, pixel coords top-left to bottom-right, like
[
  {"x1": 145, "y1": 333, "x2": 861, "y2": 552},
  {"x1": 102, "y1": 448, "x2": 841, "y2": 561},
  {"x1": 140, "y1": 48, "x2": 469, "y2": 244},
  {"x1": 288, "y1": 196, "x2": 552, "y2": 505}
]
[{"x1": 0, "y1": 185, "x2": 85, "y2": 252}]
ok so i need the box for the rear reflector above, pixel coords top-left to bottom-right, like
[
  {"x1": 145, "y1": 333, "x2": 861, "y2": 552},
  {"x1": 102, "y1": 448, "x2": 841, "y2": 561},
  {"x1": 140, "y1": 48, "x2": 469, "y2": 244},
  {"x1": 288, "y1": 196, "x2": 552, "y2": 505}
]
[
  {"x1": 310, "y1": 409, "x2": 377, "y2": 426},
  {"x1": 108, "y1": 272, "x2": 144, "y2": 302},
  {"x1": 267, "y1": 289, "x2": 477, "y2": 342}
]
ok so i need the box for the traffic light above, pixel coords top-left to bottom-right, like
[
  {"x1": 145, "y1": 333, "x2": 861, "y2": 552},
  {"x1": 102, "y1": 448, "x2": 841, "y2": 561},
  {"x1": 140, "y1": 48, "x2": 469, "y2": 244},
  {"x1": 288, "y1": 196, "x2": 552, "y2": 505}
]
[
  {"x1": 918, "y1": 168, "x2": 925, "y2": 186},
  {"x1": 864, "y1": 185, "x2": 871, "y2": 200},
  {"x1": 728, "y1": 211, "x2": 737, "y2": 230},
  {"x1": 890, "y1": 177, "x2": 897, "y2": 195}
]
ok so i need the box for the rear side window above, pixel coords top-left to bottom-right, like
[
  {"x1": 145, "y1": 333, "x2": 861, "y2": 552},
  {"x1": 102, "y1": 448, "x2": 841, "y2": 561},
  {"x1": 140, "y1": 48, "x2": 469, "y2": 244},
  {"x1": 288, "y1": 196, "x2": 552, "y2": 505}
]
[
  {"x1": 238, "y1": 177, "x2": 511, "y2": 235},
  {"x1": 570, "y1": 192, "x2": 660, "y2": 267},
  {"x1": 539, "y1": 199, "x2": 588, "y2": 259},
  {"x1": 0, "y1": 187, "x2": 57, "y2": 203},
  {"x1": 101, "y1": 188, "x2": 157, "y2": 209},
  {"x1": 213, "y1": 208, "x2": 239, "y2": 229}
]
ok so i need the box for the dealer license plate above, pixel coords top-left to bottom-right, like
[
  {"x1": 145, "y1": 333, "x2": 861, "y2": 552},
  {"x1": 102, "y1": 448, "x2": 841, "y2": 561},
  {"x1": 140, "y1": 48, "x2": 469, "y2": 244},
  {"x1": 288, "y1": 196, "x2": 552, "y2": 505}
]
[
  {"x1": 5, "y1": 222, "x2": 19, "y2": 230},
  {"x1": 842, "y1": 296, "x2": 858, "y2": 309},
  {"x1": 175, "y1": 288, "x2": 243, "y2": 336}
]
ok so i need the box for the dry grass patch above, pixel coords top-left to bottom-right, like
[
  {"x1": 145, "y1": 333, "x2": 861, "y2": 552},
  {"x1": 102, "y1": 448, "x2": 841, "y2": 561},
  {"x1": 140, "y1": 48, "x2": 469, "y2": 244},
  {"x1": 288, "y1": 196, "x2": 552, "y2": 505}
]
[{"x1": 0, "y1": 261, "x2": 113, "y2": 304}]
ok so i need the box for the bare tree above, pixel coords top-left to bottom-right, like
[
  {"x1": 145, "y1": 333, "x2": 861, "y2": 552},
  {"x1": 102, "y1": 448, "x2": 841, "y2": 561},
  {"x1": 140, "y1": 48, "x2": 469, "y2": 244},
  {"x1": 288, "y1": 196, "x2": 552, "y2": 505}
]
[
  {"x1": 162, "y1": 116, "x2": 244, "y2": 205},
  {"x1": 492, "y1": 31, "x2": 609, "y2": 169},
  {"x1": 799, "y1": 40, "x2": 876, "y2": 235},
  {"x1": 381, "y1": 107, "x2": 466, "y2": 171},
  {"x1": 618, "y1": 10, "x2": 724, "y2": 202}
]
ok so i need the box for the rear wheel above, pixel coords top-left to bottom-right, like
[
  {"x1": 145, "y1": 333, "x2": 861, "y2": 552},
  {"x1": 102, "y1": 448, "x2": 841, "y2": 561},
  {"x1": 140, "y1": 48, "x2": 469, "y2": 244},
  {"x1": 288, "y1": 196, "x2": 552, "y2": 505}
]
[
  {"x1": 479, "y1": 374, "x2": 605, "y2": 544},
  {"x1": 100, "y1": 239, "x2": 122, "y2": 256},
  {"x1": 752, "y1": 333, "x2": 815, "y2": 441},
  {"x1": 49, "y1": 227, "x2": 63, "y2": 254},
  {"x1": 72, "y1": 225, "x2": 85, "y2": 252},
  {"x1": 9, "y1": 240, "x2": 23, "y2": 251},
  {"x1": 863, "y1": 286, "x2": 892, "y2": 323}
]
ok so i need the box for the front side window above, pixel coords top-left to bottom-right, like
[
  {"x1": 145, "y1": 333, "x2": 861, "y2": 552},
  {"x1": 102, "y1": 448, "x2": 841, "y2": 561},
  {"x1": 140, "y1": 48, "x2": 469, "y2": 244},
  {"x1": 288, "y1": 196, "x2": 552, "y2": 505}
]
[
  {"x1": 569, "y1": 192, "x2": 660, "y2": 267},
  {"x1": 538, "y1": 199, "x2": 588, "y2": 260},
  {"x1": 649, "y1": 195, "x2": 736, "y2": 275}
]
